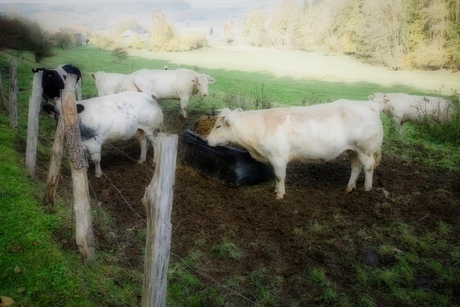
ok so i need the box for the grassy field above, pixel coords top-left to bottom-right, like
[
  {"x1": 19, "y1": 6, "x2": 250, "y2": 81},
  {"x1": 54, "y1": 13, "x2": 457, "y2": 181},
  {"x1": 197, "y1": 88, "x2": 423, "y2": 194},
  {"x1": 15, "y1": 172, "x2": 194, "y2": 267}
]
[{"x1": 0, "y1": 47, "x2": 459, "y2": 306}]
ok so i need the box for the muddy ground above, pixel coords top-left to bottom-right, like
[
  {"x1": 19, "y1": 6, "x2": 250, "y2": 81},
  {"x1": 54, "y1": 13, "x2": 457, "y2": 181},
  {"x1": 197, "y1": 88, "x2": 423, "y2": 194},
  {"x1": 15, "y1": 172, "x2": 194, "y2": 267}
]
[{"x1": 42, "y1": 105, "x2": 460, "y2": 305}]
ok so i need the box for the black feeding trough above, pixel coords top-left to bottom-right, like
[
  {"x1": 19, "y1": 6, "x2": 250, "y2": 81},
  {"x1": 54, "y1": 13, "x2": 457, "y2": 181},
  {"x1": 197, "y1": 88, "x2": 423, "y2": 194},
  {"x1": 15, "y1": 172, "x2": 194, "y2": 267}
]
[{"x1": 181, "y1": 128, "x2": 274, "y2": 187}]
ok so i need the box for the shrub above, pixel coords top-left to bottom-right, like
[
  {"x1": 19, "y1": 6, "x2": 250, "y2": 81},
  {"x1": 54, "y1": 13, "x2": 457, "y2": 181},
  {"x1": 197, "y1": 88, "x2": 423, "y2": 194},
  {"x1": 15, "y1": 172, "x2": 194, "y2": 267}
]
[
  {"x1": 413, "y1": 91, "x2": 460, "y2": 145},
  {"x1": 0, "y1": 15, "x2": 53, "y2": 62},
  {"x1": 112, "y1": 47, "x2": 128, "y2": 62}
]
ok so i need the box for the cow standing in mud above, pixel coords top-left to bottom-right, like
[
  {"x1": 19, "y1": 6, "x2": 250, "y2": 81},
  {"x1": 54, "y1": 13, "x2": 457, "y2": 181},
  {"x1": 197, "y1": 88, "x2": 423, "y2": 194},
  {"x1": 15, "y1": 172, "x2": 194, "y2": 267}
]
[
  {"x1": 44, "y1": 91, "x2": 163, "y2": 177},
  {"x1": 206, "y1": 100, "x2": 383, "y2": 199}
]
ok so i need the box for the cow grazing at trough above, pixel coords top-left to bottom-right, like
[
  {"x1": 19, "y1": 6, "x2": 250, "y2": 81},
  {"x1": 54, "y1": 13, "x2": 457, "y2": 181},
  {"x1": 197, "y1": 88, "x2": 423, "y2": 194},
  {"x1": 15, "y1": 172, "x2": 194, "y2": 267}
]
[
  {"x1": 91, "y1": 71, "x2": 152, "y2": 97},
  {"x1": 131, "y1": 68, "x2": 215, "y2": 118},
  {"x1": 44, "y1": 91, "x2": 163, "y2": 177},
  {"x1": 369, "y1": 93, "x2": 455, "y2": 132},
  {"x1": 32, "y1": 63, "x2": 82, "y2": 102},
  {"x1": 206, "y1": 100, "x2": 383, "y2": 199}
]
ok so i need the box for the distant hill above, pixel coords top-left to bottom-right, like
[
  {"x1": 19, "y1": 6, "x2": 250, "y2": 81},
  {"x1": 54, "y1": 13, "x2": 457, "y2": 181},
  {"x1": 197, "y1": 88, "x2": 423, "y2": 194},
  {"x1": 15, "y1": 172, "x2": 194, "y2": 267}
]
[{"x1": 0, "y1": 1, "x2": 278, "y2": 32}]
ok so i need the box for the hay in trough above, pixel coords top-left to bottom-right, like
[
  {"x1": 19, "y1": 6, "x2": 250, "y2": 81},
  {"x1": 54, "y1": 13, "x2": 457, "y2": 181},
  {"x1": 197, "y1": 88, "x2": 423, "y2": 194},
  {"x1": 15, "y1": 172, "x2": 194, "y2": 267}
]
[
  {"x1": 192, "y1": 115, "x2": 246, "y2": 151},
  {"x1": 193, "y1": 115, "x2": 217, "y2": 137}
]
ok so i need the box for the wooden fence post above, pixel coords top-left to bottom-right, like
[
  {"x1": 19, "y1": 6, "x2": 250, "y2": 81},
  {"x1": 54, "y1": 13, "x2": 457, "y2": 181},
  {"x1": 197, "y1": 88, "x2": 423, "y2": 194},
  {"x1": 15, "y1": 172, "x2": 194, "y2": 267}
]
[
  {"x1": 25, "y1": 70, "x2": 43, "y2": 177},
  {"x1": 141, "y1": 133, "x2": 178, "y2": 307},
  {"x1": 0, "y1": 71, "x2": 7, "y2": 113},
  {"x1": 61, "y1": 74, "x2": 94, "y2": 260},
  {"x1": 44, "y1": 115, "x2": 65, "y2": 206},
  {"x1": 8, "y1": 59, "x2": 18, "y2": 129}
]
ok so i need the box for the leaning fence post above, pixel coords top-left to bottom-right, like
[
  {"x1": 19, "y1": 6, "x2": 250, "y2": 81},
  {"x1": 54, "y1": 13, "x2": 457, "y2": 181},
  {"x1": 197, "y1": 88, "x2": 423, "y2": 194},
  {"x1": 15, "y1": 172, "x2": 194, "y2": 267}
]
[
  {"x1": 141, "y1": 133, "x2": 178, "y2": 307},
  {"x1": 61, "y1": 74, "x2": 94, "y2": 260},
  {"x1": 25, "y1": 70, "x2": 43, "y2": 176},
  {"x1": 44, "y1": 115, "x2": 65, "y2": 207}
]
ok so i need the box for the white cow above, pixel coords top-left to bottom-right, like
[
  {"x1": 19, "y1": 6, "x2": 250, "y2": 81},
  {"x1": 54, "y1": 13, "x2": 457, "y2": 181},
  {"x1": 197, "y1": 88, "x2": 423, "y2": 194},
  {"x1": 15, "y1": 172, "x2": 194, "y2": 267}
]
[
  {"x1": 131, "y1": 68, "x2": 215, "y2": 118},
  {"x1": 49, "y1": 91, "x2": 163, "y2": 177},
  {"x1": 91, "y1": 71, "x2": 152, "y2": 97},
  {"x1": 206, "y1": 100, "x2": 383, "y2": 199},
  {"x1": 369, "y1": 93, "x2": 455, "y2": 132}
]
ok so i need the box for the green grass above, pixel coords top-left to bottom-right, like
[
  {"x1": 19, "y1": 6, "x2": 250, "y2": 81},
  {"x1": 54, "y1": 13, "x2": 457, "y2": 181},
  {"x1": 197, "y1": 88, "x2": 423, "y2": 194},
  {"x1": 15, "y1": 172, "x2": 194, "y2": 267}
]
[
  {"x1": 0, "y1": 115, "x2": 92, "y2": 306},
  {"x1": 1, "y1": 47, "x2": 459, "y2": 306}
]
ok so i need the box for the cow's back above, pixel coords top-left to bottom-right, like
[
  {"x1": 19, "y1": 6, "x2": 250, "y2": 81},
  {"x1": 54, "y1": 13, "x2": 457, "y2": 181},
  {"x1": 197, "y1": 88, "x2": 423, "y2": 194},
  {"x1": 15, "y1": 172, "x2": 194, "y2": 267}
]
[
  {"x1": 93, "y1": 72, "x2": 150, "y2": 96},
  {"x1": 235, "y1": 102, "x2": 382, "y2": 161},
  {"x1": 386, "y1": 93, "x2": 453, "y2": 122},
  {"x1": 78, "y1": 91, "x2": 162, "y2": 142},
  {"x1": 132, "y1": 68, "x2": 194, "y2": 98}
]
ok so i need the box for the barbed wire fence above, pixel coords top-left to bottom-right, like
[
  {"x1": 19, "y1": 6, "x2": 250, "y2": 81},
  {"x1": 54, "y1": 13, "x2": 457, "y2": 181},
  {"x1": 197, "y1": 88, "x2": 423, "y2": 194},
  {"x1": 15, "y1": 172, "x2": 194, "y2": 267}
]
[{"x1": 36, "y1": 126, "x2": 256, "y2": 303}]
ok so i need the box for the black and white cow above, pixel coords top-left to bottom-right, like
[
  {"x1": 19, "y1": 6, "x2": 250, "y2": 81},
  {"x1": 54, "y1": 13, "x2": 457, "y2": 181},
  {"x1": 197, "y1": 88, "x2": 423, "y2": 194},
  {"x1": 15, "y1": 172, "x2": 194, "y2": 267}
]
[
  {"x1": 44, "y1": 91, "x2": 164, "y2": 177},
  {"x1": 32, "y1": 63, "x2": 82, "y2": 103}
]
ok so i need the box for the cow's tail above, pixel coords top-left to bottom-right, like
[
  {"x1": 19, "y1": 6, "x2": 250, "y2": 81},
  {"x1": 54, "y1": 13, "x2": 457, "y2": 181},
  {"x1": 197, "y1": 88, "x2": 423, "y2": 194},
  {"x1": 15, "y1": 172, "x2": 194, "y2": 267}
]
[{"x1": 373, "y1": 149, "x2": 382, "y2": 168}]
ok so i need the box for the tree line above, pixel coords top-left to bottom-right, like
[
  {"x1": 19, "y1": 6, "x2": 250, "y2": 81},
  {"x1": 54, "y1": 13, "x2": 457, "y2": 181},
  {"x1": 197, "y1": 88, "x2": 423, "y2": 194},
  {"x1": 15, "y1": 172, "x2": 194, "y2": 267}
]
[
  {"x1": 242, "y1": 0, "x2": 460, "y2": 70},
  {"x1": 0, "y1": 14, "x2": 83, "y2": 62},
  {"x1": 2, "y1": 0, "x2": 459, "y2": 70},
  {"x1": 0, "y1": 15, "x2": 53, "y2": 62}
]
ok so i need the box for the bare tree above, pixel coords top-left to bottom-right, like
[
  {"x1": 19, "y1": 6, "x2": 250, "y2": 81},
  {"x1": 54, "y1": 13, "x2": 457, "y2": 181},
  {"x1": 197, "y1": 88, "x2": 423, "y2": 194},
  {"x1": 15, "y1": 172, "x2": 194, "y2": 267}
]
[
  {"x1": 359, "y1": 0, "x2": 408, "y2": 69},
  {"x1": 242, "y1": 11, "x2": 268, "y2": 46},
  {"x1": 269, "y1": 0, "x2": 301, "y2": 46},
  {"x1": 149, "y1": 10, "x2": 175, "y2": 51}
]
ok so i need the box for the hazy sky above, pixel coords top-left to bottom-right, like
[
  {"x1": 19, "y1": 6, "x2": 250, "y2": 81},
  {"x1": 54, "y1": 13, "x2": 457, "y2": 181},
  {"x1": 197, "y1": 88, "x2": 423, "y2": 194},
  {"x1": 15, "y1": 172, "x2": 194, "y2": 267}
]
[
  {"x1": 0, "y1": 0, "x2": 279, "y2": 31},
  {"x1": 0, "y1": 0, "x2": 232, "y2": 4}
]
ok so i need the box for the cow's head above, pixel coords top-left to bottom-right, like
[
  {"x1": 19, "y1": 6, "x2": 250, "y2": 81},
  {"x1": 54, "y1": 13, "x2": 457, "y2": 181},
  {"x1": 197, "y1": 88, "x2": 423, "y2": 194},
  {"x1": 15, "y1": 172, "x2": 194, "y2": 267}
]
[
  {"x1": 206, "y1": 108, "x2": 242, "y2": 147},
  {"x1": 33, "y1": 64, "x2": 82, "y2": 102},
  {"x1": 368, "y1": 93, "x2": 389, "y2": 112},
  {"x1": 192, "y1": 74, "x2": 215, "y2": 97}
]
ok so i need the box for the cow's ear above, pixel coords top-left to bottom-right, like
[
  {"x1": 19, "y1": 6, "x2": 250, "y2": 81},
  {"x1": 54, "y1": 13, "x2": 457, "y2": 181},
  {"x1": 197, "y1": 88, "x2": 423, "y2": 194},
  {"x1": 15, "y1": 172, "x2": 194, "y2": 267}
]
[
  {"x1": 91, "y1": 72, "x2": 96, "y2": 79},
  {"x1": 233, "y1": 108, "x2": 243, "y2": 113},
  {"x1": 206, "y1": 75, "x2": 215, "y2": 83},
  {"x1": 76, "y1": 104, "x2": 85, "y2": 113},
  {"x1": 191, "y1": 77, "x2": 198, "y2": 84},
  {"x1": 368, "y1": 94, "x2": 375, "y2": 100},
  {"x1": 223, "y1": 115, "x2": 232, "y2": 126}
]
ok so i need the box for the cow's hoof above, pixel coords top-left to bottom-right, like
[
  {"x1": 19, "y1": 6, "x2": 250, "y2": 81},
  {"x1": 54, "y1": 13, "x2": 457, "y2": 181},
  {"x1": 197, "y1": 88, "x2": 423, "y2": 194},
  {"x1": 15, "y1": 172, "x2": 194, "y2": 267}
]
[{"x1": 345, "y1": 186, "x2": 355, "y2": 193}]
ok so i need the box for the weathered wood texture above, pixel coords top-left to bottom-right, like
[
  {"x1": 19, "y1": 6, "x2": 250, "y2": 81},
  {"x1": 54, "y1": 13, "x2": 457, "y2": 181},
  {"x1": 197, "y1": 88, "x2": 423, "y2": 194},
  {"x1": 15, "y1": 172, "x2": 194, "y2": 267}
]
[
  {"x1": 8, "y1": 59, "x2": 18, "y2": 129},
  {"x1": 0, "y1": 71, "x2": 7, "y2": 113},
  {"x1": 44, "y1": 115, "x2": 65, "y2": 206},
  {"x1": 141, "y1": 133, "x2": 178, "y2": 307},
  {"x1": 61, "y1": 74, "x2": 94, "y2": 260},
  {"x1": 25, "y1": 70, "x2": 43, "y2": 176}
]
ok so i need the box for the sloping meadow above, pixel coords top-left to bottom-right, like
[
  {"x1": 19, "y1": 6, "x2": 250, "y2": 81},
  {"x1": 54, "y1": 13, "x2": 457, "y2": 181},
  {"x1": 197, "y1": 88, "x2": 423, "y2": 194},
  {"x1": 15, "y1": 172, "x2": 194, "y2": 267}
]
[{"x1": 0, "y1": 48, "x2": 459, "y2": 305}]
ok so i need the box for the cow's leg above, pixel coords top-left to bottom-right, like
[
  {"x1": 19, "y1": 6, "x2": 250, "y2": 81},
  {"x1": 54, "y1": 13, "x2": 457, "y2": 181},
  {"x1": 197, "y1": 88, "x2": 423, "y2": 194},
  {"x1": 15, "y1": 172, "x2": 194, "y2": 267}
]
[
  {"x1": 393, "y1": 117, "x2": 403, "y2": 133},
  {"x1": 145, "y1": 130, "x2": 159, "y2": 167},
  {"x1": 357, "y1": 152, "x2": 375, "y2": 191},
  {"x1": 137, "y1": 130, "x2": 147, "y2": 164},
  {"x1": 270, "y1": 158, "x2": 287, "y2": 199},
  {"x1": 91, "y1": 152, "x2": 102, "y2": 178},
  {"x1": 346, "y1": 150, "x2": 361, "y2": 193},
  {"x1": 179, "y1": 98, "x2": 189, "y2": 118}
]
